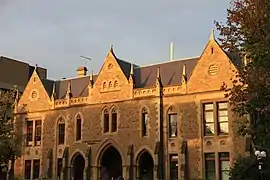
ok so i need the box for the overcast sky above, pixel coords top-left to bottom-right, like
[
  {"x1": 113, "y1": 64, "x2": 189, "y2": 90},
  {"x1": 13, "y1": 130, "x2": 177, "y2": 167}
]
[{"x1": 0, "y1": 0, "x2": 230, "y2": 80}]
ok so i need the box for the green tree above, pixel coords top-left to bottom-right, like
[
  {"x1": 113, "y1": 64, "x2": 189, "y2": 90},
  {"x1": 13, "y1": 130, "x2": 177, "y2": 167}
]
[
  {"x1": 0, "y1": 88, "x2": 21, "y2": 176},
  {"x1": 215, "y1": 0, "x2": 270, "y2": 179}
]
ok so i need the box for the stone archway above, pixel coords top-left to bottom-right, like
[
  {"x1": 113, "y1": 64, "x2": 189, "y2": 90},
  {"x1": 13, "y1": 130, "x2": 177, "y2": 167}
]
[
  {"x1": 71, "y1": 153, "x2": 85, "y2": 180},
  {"x1": 99, "y1": 146, "x2": 123, "y2": 180},
  {"x1": 137, "y1": 150, "x2": 154, "y2": 180}
]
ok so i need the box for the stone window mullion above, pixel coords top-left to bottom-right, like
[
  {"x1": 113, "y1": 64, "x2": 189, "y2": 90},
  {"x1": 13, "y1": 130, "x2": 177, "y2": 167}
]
[
  {"x1": 109, "y1": 113, "x2": 112, "y2": 133},
  {"x1": 33, "y1": 121, "x2": 36, "y2": 147},
  {"x1": 214, "y1": 102, "x2": 218, "y2": 137}
]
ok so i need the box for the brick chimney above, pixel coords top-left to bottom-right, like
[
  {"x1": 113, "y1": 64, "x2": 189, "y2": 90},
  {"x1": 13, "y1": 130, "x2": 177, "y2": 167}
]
[{"x1": 76, "y1": 66, "x2": 88, "y2": 77}]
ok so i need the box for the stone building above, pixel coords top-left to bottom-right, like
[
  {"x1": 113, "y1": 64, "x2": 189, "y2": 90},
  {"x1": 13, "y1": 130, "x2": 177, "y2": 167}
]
[{"x1": 14, "y1": 33, "x2": 247, "y2": 180}]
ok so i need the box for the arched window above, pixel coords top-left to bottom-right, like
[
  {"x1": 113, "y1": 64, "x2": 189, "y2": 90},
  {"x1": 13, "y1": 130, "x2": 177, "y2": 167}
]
[
  {"x1": 103, "y1": 82, "x2": 107, "y2": 89},
  {"x1": 76, "y1": 114, "x2": 82, "y2": 141},
  {"x1": 141, "y1": 108, "x2": 148, "y2": 137},
  {"x1": 168, "y1": 107, "x2": 177, "y2": 138},
  {"x1": 109, "y1": 81, "x2": 113, "y2": 89},
  {"x1": 111, "y1": 108, "x2": 118, "y2": 132},
  {"x1": 103, "y1": 109, "x2": 109, "y2": 133},
  {"x1": 114, "y1": 80, "x2": 119, "y2": 88},
  {"x1": 58, "y1": 118, "x2": 65, "y2": 145}
]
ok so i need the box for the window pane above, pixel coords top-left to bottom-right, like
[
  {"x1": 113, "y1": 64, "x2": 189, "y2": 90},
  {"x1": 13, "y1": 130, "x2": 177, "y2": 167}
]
[
  {"x1": 205, "y1": 153, "x2": 216, "y2": 180},
  {"x1": 219, "y1": 116, "x2": 228, "y2": 123},
  {"x1": 221, "y1": 171, "x2": 230, "y2": 180},
  {"x1": 103, "y1": 113, "x2": 109, "y2": 133},
  {"x1": 219, "y1": 152, "x2": 230, "y2": 180},
  {"x1": 205, "y1": 104, "x2": 214, "y2": 111},
  {"x1": 170, "y1": 155, "x2": 178, "y2": 180},
  {"x1": 58, "y1": 124, "x2": 65, "y2": 145},
  {"x1": 57, "y1": 158, "x2": 62, "y2": 179},
  {"x1": 218, "y1": 102, "x2": 229, "y2": 135},
  {"x1": 33, "y1": 160, "x2": 40, "y2": 179},
  {"x1": 219, "y1": 110, "x2": 228, "y2": 117},
  {"x1": 111, "y1": 112, "x2": 117, "y2": 132},
  {"x1": 24, "y1": 160, "x2": 31, "y2": 179},
  {"x1": 27, "y1": 121, "x2": 33, "y2": 146},
  {"x1": 76, "y1": 118, "x2": 82, "y2": 141},
  {"x1": 142, "y1": 113, "x2": 148, "y2": 136},
  {"x1": 219, "y1": 122, "x2": 229, "y2": 134},
  {"x1": 205, "y1": 123, "x2": 215, "y2": 136},
  {"x1": 205, "y1": 111, "x2": 214, "y2": 123},
  {"x1": 218, "y1": 102, "x2": 228, "y2": 109},
  {"x1": 169, "y1": 114, "x2": 177, "y2": 137},
  {"x1": 35, "y1": 120, "x2": 42, "y2": 146}
]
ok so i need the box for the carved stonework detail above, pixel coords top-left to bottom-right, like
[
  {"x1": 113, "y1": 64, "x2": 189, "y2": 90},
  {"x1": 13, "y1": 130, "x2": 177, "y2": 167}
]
[
  {"x1": 208, "y1": 64, "x2": 219, "y2": 76},
  {"x1": 220, "y1": 140, "x2": 226, "y2": 146},
  {"x1": 206, "y1": 141, "x2": 212, "y2": 146}
]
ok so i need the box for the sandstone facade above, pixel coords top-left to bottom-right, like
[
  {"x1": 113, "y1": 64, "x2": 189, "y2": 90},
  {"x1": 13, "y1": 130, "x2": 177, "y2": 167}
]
[{"x1": 14, "y1": 34, "x2": 246, "y2": 180}]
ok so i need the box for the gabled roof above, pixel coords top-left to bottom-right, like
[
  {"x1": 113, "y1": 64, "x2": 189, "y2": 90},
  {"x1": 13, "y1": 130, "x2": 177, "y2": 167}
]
[
  {"x1": 134, "y1": 57, "x2": 199, "y2": 88},
  {"x1": 39, "y1": 56, "x2": 199, "y2": 99}
]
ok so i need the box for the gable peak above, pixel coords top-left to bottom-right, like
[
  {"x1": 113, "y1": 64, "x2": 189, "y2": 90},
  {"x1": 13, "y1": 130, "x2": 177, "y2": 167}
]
[{"x1": 210, "y1": 29, "x2": 215, "y2": 41}]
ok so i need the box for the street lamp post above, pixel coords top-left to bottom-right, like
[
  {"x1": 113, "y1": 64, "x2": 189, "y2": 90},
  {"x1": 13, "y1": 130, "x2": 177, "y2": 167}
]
[{"x1": 254, "y1": 150, "x2": 267, "y2": 180}]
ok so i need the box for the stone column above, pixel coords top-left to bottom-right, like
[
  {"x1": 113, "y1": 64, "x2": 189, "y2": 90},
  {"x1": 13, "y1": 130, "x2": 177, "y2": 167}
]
[
  {"x1": 92, "y1": 165, "x2": 99, "y2": 180},
  {"x1": 83, "y1": 156, "x2": 88, "y2": 180},
  {"x1": 154, "y1": 165, "x2": 158, "y2": 179},
  {"x1": 122, "y1": 165, "x2": 128, "y2": 179}
]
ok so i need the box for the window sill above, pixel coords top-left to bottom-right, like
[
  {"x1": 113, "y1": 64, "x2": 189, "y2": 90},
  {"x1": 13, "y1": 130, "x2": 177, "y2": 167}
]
[{"x1": 75, "y1": 140, "x2": 82, "y2": 143}]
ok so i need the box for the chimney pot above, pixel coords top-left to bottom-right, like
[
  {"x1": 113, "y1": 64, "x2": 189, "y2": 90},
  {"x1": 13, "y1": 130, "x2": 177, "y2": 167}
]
[{"x1": 77, "y1": 66, "x2": 88, "y2": 77}]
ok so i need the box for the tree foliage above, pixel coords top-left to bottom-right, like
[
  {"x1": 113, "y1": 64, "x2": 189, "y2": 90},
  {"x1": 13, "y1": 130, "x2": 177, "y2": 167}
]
[
  {"x1": 216, "y1": 0, "x2": 270, "y2": 179},
  {"x1": 0, "y1": 88, "x2": 21, "y2": 166}
]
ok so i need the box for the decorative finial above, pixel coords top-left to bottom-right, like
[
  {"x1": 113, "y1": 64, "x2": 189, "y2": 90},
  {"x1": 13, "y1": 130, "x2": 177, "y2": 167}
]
[
  {"x1": 66, "y1": 80, "x2": 72, "y2": 98},
  {"x1": 130, "y1": 63, "x2": 134, "y2": 75},
  {"x1": 110, "y1": 44, "x2": 114, "y2": 52},
  {"x1": 15, "y1": 88, "x2": 19, "y2": 102},
  {"x1": 157, "y1": 67, "x2": 160, "y2": 79},
  {"x1": 182, "y1": 64, "x2": 187, "y2": 83},
  {"x1": 90, "y1": 70, "x2": 93, "y2": 81},
  {"x1": 210, "y1": 29, "x2": 215, "y2": 41},
  {"x1": 51, "y1": 83, "x2": 56, "y2": 100}
]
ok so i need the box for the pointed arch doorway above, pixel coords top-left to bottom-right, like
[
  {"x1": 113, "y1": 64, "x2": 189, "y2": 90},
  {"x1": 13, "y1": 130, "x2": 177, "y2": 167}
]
[
  {"x1": 71, "y1": 153, "x2": 85, "y2": 180},
  {"x1": 99, "y1": 146, "x2": 123, "y2": 179},
  {"x1": 137, "y1": 150, "x2": 154, "y2": 180}
]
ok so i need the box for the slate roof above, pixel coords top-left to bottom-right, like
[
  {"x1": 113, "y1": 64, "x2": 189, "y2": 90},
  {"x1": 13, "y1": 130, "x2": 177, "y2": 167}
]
[
  {"x1": 39, "y1": 57, "x2": 199, "y2": 99},
  {"x1": 0, "y1": 56, "x2": 47, "y2": 92}
]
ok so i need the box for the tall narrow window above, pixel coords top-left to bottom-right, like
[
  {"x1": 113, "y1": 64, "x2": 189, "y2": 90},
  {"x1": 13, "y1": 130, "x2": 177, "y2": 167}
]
[
  {"x1": 26, "y1": 121, "x2": 33, "y2": 146},
  {"x1": 169, "y1": 113, "x2": 177, "y2": 138},
  {"x1": 217, "y1": 102, "x2": 229, "y2": 135},
  {"x1": 58, "y1": 123, "x2": 65, "y2": 145},
  {"x1": 219, "y1": 152, "x2": 230, "y2": 180},
  {"x1": 103, "y1": 110, "x2": 109, "y2": 133},
  {"x1": 24, "y1": 160, "x2": 31, "y2": 179},
  {"x1": 33, "y1": 159, "x2": 40, "y2": 179},
  {"x1": 170, "y1": 155, "x2": 178, "y2": 180},
  {"x1": 141, "y1": 108, "x2": 148, "y2": 136},
  {"x1": 76, "y1": 115, "x2": 82, "y2": 141},
  {"x1": 205, "y1": 153, "x2": 216, "y2": 180},
  {"x1": 114, "y1": 80, "x2": 119, "y2": 88},
  {"x1": 203, "y1": 103, "x2": 215, "y2": 136},
  {"x1": 103, "y1": 82, "x2": 107, "y2": 89},
  {"x1": 35, "y1": 120, "x2": 42, "y2": 146},
  {"x1": 111, "y1": 109, "x2": 117, "y2": 132},
  {"x1": 109, "y1": 81, "x2": 113, "y2": 89},
  {"x1": 57, "y1": 158, "x2": 63, "y2": 179}
]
